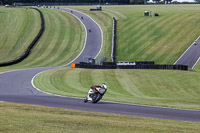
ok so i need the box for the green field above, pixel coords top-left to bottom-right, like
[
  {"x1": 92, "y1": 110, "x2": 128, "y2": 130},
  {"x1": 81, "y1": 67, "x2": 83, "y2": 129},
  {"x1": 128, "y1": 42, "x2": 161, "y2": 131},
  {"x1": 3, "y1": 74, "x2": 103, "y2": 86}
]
[
  {"x1": 1, "y1": 5, "x2": 200, "y2": 132},
  {"x1": 15, "y1": 8, "x2": 85, "y2": 68},
  {"x1": 67, "y1": 5, "x2": 200, "y2": 64},
  {"x1": 1, "y1": 102, "x2": 200, "y2": 133},
  {"x1": 115, "y1": 5, "x2": 200, "y2": 64},
  {"x1": 0, "y1": 7, "x2": 85, "y2": 69},
  {"x1": 0, "y1": 7, "x2": 40, "y2": 63},
  {"x1": 34, "y1": 68, "x2": 200, "y2": 110}
]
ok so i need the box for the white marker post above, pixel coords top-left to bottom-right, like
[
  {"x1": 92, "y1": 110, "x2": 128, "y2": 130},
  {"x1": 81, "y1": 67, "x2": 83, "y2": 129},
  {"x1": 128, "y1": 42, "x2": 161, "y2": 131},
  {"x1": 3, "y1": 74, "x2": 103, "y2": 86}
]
[{"x1": 152, "y1": 10, "x2": 155, "y2": 17}]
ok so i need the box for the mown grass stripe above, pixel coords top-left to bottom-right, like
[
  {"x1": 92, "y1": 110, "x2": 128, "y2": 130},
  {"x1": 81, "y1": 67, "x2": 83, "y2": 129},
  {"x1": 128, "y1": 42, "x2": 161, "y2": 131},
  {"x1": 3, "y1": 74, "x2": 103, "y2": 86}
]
[
  {"x1": 114, "y1": 70, "x2": 144, "y2": 97},
  {"x1": 18, "y1": 9, "x2": 55, "y2": 67},
  {"x1": 128, "y1": 15, "x2": 174, "y2": 58},
  {"x1": 30, "y1": 10, "x2": 58, "y2": 66},
  {"x1": 152, "y1": 14, "x2": 198, "y2": 63},
  {"x1": 106, "y1": 5, "x2": 200, "y2": 63},
  {"x1": 1, "y1": 102, "x2": 200, "y2": 132},
  {"x1": 35, "y1": 11, "x2": 62, "y2": 66},
  {"x1": 34, "y1": 68, "x2": 200, "y2": 110},
  {"x1": 8, "y1": 8, "x2": 85, "y2": 68},
  {"x1": 0, "y1": 8, "x2": 40, "y2": 63}
]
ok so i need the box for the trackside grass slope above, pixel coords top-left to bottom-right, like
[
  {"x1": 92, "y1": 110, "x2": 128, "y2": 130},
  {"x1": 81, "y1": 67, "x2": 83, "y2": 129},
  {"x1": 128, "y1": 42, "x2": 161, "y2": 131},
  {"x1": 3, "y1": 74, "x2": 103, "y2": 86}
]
[
  {"x1": 12, "y1": 8, "x2": 85, "y2": 68},
  {"x1": 1, "y1": 102, "x2": 200, "y2": 133},
  {"x1": 0, "y1": 7, "x2": 40, "y2": 63},
  {"x1": 34, "y1": 68, "x2": 200, "y2": 110},
  {"x1": 0, "y1": 8, "x2": 85, "y2": 69},
  {"x1": 67, "y1": 5, "x2": 200, "y2": 64}
]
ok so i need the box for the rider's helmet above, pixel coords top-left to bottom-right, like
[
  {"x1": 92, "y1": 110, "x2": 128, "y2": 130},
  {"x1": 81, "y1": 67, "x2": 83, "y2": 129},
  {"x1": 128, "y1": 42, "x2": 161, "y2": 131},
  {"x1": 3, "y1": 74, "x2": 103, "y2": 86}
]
[{"x1": 101, "y1": 83, "x2": 107, "y2": 89}]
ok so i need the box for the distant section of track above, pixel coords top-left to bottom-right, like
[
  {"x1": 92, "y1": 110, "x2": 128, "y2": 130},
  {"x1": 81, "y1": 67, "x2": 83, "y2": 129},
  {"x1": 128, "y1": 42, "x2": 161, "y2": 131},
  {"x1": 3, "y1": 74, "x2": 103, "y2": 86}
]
[
  {"x1": 60, "y1": 8, "x2": 103, "y2": 66},
  {"x1": 174, "y1": 36, "x2": 200, "y2": 68},
  {"x1": 0, "y1": 8, "x2": 200, "y2": 122}
]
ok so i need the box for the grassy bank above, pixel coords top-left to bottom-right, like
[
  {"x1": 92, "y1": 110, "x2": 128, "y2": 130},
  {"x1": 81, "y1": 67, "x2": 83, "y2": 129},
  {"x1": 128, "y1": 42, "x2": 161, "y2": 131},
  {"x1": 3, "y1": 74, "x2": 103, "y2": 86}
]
[
  {"x1": 34, "y1": 68, "x2": 200, "y2": 110},
  {"x1": 0, "y1": 8, "x2": 85, "y2": 69},
  {"x1": 15, "y1": 8, "x2": 85, "y2": 68},
  {"x1": 0, "y1": 102, "x2": 200, "y2": 133},
  {"x1": 0, "y1": 7, "x2": 40, "y2": 63},
  {"x1": 66, "y1": 5, "x2": 200, "y2": 64}
]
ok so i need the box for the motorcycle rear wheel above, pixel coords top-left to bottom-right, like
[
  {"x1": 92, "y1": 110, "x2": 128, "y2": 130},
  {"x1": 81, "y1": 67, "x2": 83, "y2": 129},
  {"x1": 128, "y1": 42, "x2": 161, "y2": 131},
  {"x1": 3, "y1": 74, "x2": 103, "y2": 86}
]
[{"x1": 92, "y1": 94, "x2": 102, "y2": 103}]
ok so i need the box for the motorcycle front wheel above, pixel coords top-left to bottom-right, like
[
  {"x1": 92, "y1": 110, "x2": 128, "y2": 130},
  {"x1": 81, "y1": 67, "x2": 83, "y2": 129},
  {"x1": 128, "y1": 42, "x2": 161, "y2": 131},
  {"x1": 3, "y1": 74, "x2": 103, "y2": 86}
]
[{"x1": 83, "y1": 96, "x2": 88, "y2": 103}]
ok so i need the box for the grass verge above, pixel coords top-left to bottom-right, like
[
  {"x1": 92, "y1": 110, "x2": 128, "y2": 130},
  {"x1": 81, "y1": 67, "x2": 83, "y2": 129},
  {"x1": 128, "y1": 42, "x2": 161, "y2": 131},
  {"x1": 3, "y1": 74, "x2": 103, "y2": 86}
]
[
  {"x1": 0, "y1": 102, "x2": 200, "y2": 133},
  {"x1": 11, "y1": 8, "x2": 85, "y2": 68},
  {"x1": 0, "y1": 8, "x2": 85, "y2": 69},
  {"x1": 34, "y1": 68, "x2": 200, "y2": 110},
  {"x1": 0, "y1": 7, "x2": 40, "y2": 63},
  {"x1": 65, "y1": 5, "x2": 200, "y2": 64}
]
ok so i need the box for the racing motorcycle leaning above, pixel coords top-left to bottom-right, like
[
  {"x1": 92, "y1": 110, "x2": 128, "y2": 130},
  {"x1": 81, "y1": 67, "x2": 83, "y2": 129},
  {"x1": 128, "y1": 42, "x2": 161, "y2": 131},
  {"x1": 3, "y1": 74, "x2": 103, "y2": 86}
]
[{"x1": 84, "y1": 83, "x2": 107, "y2": 103}]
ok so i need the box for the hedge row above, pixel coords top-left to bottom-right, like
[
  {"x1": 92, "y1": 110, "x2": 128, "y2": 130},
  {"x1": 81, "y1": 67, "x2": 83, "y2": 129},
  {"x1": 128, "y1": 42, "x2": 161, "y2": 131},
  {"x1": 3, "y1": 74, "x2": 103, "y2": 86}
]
[{"x1": 0, "y1": 8, "x2": 44, "y2": 67}]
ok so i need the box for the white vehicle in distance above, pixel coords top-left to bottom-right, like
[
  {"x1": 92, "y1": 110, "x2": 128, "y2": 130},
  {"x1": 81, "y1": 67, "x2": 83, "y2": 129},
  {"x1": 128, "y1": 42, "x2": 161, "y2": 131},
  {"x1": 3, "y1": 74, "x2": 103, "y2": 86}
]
[{"x1": 5, "y1": 4, "x2": 10, "y2": 7}]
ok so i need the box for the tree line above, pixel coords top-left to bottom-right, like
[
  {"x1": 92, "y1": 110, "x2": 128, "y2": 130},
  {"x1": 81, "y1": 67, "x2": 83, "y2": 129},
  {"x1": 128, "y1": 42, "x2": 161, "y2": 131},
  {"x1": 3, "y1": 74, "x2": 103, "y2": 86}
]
[
  {"x1": 1, "y1": 0, "x2": 200, "y2": 5},
  {"x1": 2, "y1": 0, "x2": 130, "y2": 4}
]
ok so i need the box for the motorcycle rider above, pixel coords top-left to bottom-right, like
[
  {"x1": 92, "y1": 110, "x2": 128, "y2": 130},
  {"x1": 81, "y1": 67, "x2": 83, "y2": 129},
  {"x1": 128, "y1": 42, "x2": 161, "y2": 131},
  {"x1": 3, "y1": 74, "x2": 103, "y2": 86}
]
[{"x1": 87, "y1": 83, "x2": 107, "y2": 101}]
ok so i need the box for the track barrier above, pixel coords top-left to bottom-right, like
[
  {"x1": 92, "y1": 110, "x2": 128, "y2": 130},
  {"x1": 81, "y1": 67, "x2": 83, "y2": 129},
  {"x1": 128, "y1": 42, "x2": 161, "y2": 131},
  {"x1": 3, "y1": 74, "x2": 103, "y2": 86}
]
[
  {"x1": 111, "y1": 17, "x2": 117, "y2": 62},
  {"x1": 73, "y1": 61, "x2": 188, "y2": 71},
  {"x1": 71, "y1": 63, "x2": 76, "y2": 68}
]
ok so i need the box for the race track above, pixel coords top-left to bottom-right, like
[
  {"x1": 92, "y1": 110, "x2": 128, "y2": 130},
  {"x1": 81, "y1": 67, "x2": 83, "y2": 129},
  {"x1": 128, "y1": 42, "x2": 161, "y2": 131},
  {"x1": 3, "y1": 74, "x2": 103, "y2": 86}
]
[
  {"x1": 0, "y1": 8, "x2": 200, "y2": 122},
  {"x1": 174, "y1": 36, "x2": 200, "y2": 68}
]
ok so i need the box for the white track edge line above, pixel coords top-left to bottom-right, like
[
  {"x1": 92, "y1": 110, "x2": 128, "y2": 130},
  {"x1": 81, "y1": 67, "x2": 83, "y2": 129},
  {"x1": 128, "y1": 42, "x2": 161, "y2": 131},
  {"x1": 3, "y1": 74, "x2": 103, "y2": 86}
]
[
  {"x1": 59, "y1": 8, "x2": 103, "y2": 67},
  {"x1": 59, "y1": 9, "x2": 88, "y2": 67},
  {"x1": 31, "y1": 72, "x2": 200, "y2": 112},
  {"x1": 64, "y1": 8, "x2": 104, "y2": 59},
  {"x1": 192, "y1": 57, "x2": 200, "y2": 69},
  {"x1": 31, "y1": 74, "x2": 200, "y2": 112},
  {"x1": 174, "y1": 42, "x2": 195, "y2": 65},
  {"x1": 31, "y1": 71, "x2": 72, "y2": 98}
]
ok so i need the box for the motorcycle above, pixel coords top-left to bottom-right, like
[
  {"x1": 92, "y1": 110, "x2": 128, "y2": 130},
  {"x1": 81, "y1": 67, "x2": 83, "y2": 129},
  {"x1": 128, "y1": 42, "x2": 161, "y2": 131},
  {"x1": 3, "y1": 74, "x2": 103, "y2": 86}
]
[{"x1": 83, "y1": 87, "x2": 107, "y2": 103}]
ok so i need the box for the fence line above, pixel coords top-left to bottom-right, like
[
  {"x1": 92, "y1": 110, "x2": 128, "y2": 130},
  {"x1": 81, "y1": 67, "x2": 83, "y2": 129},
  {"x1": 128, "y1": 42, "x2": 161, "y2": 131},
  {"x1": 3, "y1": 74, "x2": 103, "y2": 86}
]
[
  {"x1": 96, "y1": 56, "x2": 106, "y2": 65},
  {"x1": 74, "y1": 63, "x2": 188, "y2": 71},
  {"x1": 111, "y1": 17, "x2": 117, "y2": 62}
]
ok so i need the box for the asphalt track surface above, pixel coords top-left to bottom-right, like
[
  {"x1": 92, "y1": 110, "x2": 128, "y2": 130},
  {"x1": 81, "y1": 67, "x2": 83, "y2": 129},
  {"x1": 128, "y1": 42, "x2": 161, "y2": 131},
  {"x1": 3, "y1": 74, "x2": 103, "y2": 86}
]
[
  {"x1": 174, "y1": 36, "x2": 200, "y2": 68},
  {"x1": 0, "y1": 8, "x2": 200, "y2": 122}
]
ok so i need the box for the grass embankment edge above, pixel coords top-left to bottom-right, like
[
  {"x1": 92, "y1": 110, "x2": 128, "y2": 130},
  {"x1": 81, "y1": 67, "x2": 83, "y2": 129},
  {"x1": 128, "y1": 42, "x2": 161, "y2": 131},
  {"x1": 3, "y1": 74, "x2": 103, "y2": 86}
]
[{"x1": 0, "y1": 102, "x2": 200, "y2": 132}]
